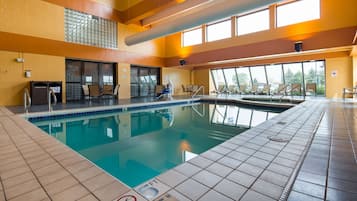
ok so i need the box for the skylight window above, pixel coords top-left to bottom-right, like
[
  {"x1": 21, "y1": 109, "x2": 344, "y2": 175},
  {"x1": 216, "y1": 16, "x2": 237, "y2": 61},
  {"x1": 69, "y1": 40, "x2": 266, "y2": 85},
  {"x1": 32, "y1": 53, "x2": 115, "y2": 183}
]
[
  {"x1": 206, "y1": 19, "x2": 232, "y2": 42},
  {"x1": 182, "y1": 27, "x2": 202, "y2": 47},
  {"x1": 237, "y1": 9, "x2": 269, "y2": 36},
  {"x1": 277, "y1": 0, "x2": 320, "y2": 27}
]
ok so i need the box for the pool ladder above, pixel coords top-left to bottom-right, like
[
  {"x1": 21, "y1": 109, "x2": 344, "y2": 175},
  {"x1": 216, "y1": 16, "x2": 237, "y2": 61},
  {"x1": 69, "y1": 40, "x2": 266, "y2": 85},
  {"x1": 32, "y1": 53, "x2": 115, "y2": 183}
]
[
  {"x1": 48, "y1": 88, "x2": 57, "y2": 112},
  {"x1": 24, "y1": 88, "x2": 31, "y2": 113}
]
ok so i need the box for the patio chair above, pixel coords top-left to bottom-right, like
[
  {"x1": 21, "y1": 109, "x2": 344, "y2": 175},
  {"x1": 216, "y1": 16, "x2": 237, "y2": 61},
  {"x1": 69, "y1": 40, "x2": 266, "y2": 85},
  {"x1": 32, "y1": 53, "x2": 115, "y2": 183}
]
[
  {"x1": 88, "y1": 85, "x2": 102, "y2": 98},
  {"x1": 343, "y1": 85, "x2": 357, "y2": 99},
  {"x1": 276, "y1": 84, "x2": 287, "y2": 95},
  {"x1": 228, "y1": 85, "x2": 239, "y2": 94},
  {"x1": 249, "y1": 84, "x2": 259, "y2": 95},
  {"x1": 261, "y1": 84, "x2": 271, "y2": 95},
  {"x1": 305, "y1": 83, "x2": 316, "y2": 96},
  {"x1": 82, "y1": 85, "x2": 90, "y2": 99},
  {"x1": 290, "y1": 83, "x2": 302, "y2": 96},
  {"x1": 102, "y1": 85, "x2": 113, "y2": 96},
  {"x1": 239, "y1": 85, "x2": 247, "y2": 94}
]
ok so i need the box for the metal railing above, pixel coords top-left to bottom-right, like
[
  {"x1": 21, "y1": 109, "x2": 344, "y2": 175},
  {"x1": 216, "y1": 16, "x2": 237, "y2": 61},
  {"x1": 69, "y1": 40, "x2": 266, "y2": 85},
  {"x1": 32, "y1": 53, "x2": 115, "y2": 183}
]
[
  {"x1": 192, "y1": 86, "x2": 204, "y2": 98},
  {"x1": 23, "y1": 88, "x2": 31, "y2": 113},
  {"x1": 48, "y1": 88, "x2": 57, "y2": 112}
]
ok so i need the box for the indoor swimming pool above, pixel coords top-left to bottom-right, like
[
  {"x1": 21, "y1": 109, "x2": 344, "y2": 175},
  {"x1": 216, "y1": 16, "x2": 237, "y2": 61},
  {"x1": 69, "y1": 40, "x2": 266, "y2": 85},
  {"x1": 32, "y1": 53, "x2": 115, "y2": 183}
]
[{"x1": 29, "y1": 102, "x2": 284, "y2": 187}]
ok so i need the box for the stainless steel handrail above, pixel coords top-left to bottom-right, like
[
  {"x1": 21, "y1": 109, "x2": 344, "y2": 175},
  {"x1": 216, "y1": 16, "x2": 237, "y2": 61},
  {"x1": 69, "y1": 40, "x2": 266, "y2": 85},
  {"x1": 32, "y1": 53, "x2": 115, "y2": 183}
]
[
  {"x1": 24, "y1": 88, "x2": 31, "y2": 113},
  {"x1": 192, "y1": 86, "x2": 204, "y2": 98},
  {"x1": 48, "y1": 88, "x2": 57, "y2": 112}
]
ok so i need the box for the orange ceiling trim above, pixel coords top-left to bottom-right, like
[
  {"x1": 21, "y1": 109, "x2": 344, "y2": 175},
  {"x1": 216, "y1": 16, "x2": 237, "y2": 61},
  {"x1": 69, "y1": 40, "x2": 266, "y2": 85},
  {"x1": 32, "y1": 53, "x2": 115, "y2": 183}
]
[
  {"x1": 0, "y1": 31, "x2": 164, "y2": 67},
  {"x1": 165, "y1": 26, "x2": 357, "y2": 68},
  {"x1": 43, "y1": 0, "x2": 122, "y2": 22},
  {"x1": 194, "y1": 51, "x2": 351, "y2": 70}
]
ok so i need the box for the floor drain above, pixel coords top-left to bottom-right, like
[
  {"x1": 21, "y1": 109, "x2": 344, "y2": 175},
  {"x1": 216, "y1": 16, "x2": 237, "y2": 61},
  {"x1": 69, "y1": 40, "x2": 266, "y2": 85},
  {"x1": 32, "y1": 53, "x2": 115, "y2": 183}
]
[
  {"x1": 276, "y1": 121, "x2": 287, "y2": 125},
  {"x1": 268, "y1": 136, "x2": 290, "y2": 142}
]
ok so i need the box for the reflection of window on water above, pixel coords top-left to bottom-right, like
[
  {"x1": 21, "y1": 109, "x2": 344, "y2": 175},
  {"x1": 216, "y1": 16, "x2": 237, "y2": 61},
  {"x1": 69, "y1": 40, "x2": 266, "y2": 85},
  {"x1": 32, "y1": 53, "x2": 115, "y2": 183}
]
[
  {"x1": 106, "y1": 128, "x2": 113, "y2": 138},
  {"x1": 211, "y1": 105, "x2": 278, "y2": 128}
]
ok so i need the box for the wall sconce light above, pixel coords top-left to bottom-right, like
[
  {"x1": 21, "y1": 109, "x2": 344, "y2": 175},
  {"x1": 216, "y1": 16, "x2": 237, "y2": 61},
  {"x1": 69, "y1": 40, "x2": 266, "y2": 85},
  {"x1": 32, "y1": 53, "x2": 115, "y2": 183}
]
[
  {"x1": 294, "y1": 41, "x2": 303, "y2": 52},
  {"x1": 15, "y1": 58, "x2": 25, "y2": 63},
  {"x1": 24, "y1": 70, "x2": 31, "y2": 78},
  {"x1": 179, "y1": 59, "x2": 186, "y2": 66}
]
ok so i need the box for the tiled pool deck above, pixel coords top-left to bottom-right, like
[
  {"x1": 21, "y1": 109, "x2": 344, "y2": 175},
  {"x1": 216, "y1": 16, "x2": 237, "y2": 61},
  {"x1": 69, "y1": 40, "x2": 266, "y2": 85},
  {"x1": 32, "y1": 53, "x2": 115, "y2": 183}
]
[{"x1": 0, "y1": 96, "x2": 356, "y2": 201}]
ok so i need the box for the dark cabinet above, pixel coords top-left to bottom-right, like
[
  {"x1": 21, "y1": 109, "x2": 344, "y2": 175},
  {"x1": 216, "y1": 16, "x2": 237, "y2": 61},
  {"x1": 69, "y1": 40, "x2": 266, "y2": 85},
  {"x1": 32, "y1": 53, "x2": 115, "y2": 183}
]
[{"x1": 30, "y1": 81, "x2": 62, "y2": 105}]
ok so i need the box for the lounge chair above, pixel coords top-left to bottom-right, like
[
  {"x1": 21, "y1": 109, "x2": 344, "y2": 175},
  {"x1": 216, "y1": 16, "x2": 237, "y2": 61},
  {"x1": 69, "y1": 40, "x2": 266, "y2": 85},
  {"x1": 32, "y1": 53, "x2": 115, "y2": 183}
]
[
  {"x1": 102, "y1": 85, "x2": 113, "y2": 95},
  {"x1": 228, "y1": 85, "x2": 239, "y2": 94}
]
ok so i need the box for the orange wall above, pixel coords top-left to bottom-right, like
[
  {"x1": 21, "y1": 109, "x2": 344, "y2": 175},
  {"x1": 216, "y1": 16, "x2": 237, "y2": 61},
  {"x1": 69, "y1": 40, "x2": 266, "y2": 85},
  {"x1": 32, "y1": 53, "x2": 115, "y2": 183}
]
[
  {"x1": 326, "y1": 57, "x2": 353, "y2": 98},
  {"x1": 0, "y1": 0, "x2": 64, "y2": 41},
  {"x1": 0, "y1": 50, "x2": 65, "y2": 106},
  {"x1": 192, "y1": 69, "x2": 210, "y2": 95},
  {"x1": 161, "y1": 67, "x2": 191, "y2": 95}
]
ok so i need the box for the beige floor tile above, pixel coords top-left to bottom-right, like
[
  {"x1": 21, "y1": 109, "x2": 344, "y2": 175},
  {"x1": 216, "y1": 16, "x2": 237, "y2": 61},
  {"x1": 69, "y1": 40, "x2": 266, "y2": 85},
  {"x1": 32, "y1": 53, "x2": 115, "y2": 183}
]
[
  {"x1": 26, "y1": 153, "x2": 52, "y2": 165},
  {"x1": 0, "y1": 191, "x2": 5, "y2": 201},
  {"x1": 93, "y1": 181, "x2": 129, "y2": 201},
  {"x1": 29, "y1": 158, "x2": 56, "y2": 170},
  {"x1": 33, "y1": 163, "x2": 64, "y2": 177},
  {"x1": 73, "y1": 166, "x2": 103, "y2": 182},
  {"x1": 44, "y1": 175, "x2": 79, "y2": 196},
  {"x1": 82, "y1": 173, "x2": 116, "y2": 191},
  {"x1": 5, "y1": 179, "x2": 41, "y2": 199},
  {"x1": 2, "y1": 172, "x2": 36, "y2": 189},
  {"x1": 0, "y1": 166, "x2": 31, "y2": 179},
  {"x1": 59, "y1": 155, "x2": 85, "y2": 167},
  {"x1": 38, "y1": 168, "x2": 70, "y2": 185},
  {"x1": 65, "y1": 160, "x2": 93, "y2": 174},
  {"x1": 0, "y1": 159, "x2": 27, "y2": 172},
  {"x1": 77, "y1": 194, "x2": 99, "y2": 201},
  {"x1": 51, "y1": 184, "x2": 89, "y2": 201},
  {"x1": 8, "y1": 188, "x2": 48, "y2": 201}
]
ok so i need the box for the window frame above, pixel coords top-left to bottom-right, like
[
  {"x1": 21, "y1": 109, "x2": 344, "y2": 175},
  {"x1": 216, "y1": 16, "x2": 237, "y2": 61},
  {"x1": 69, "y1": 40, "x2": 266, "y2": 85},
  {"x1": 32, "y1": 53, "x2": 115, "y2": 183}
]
[
  {"x1": 236, "y1": 8, "x2": 270, "y2": 36},
  {"x1": 182, "y1": 26, "x2": 203, "y2": 47}
]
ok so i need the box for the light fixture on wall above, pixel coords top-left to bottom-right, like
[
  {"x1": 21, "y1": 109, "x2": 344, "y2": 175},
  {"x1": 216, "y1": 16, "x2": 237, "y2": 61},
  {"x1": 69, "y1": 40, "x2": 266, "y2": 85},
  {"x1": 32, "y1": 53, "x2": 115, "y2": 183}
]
[
  {"x1": 294, "y1": 41, "x2": 303, "y2": 52},
  {"x1": 15, "y1": 58, "x2": 25, "y2": 63},
  {"x1": 179, "y1": 59, "x2": 186, "y2": 66}
]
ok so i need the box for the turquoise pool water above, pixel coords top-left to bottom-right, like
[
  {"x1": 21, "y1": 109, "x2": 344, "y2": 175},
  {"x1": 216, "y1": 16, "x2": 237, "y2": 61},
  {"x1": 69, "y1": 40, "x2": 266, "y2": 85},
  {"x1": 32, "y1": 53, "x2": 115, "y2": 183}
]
[{"x1": 30, "y1": 103, "x2": 282, "y2": 187}]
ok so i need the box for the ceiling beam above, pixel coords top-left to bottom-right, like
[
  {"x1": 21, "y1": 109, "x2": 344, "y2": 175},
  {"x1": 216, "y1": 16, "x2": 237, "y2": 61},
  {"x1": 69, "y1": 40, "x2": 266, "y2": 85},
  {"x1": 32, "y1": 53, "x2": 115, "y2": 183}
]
[{"x1": 120, "y1": 0, "x2": 178, "y2": 24}]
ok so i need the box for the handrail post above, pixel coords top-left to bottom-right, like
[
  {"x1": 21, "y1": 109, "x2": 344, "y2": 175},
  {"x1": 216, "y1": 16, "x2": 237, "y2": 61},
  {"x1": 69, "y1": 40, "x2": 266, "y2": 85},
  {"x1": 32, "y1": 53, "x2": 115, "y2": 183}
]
[
  {"x1": 24, "y1": 88, "x2": 31, "y2": 113},
  {"x1": 192, "y1": 86, "x2": 204, "y2": 98},
  {"x1": 48, "y1": 88, "x2": 57, "y2": 112}
]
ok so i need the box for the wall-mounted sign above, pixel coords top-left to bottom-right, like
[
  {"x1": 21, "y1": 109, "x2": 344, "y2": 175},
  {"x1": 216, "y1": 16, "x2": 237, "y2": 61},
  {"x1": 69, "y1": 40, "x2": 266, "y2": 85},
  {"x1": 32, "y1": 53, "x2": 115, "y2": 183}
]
[{"x1": 331, "y1": 70, "x2": 338, "y2": 78}]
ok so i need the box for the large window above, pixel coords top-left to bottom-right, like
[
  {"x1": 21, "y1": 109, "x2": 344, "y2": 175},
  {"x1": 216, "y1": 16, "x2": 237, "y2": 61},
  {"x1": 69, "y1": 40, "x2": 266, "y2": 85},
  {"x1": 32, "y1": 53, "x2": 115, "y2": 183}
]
[
  {"x1": 182, "y1": 27, "x2": 202, "y2": 47},
  {"x1": 236, "y1": 67, "x2": 251, "y2": 88},
  {"x1": 303, "y1": 61, "x2": 325, "y2": 95},
  {"x1": 65, "y1": 8, "x2": 117, "y2": 49},
  {"x1": 206, "y1": 19, "x2": 232, "y2": 42},
  {"x1": 211, "y1": 69, "x2": 226, "y2": 91},
  {"x1": 266, "y1": 64, "x2": 284, "y2": 93},
  {"x1": 211, "y1": 60, "x2": 325, "y2": 96},
  {"x1": 277, "y1": 0, "x2": 320, "y2": 27},
  {"x1": 237, "y1": 9, "x2": 269, "y2": 36}
]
